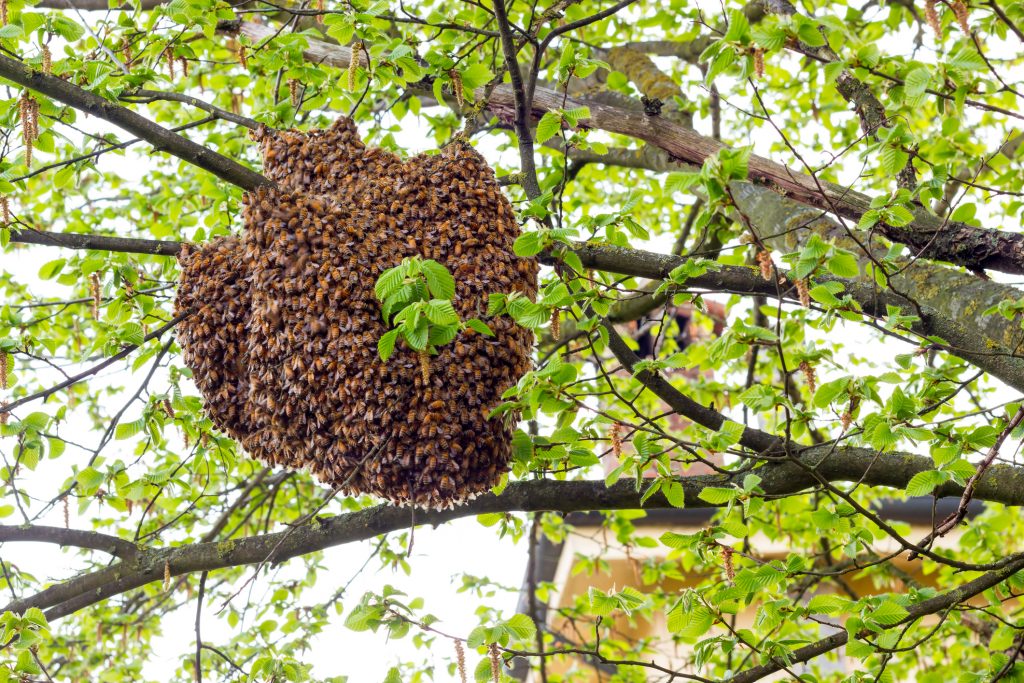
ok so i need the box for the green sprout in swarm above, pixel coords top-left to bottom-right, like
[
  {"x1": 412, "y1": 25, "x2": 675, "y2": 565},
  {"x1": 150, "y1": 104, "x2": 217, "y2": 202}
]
[{"x1": 374, "y1": 257, "x2": 492, "y2": 381}]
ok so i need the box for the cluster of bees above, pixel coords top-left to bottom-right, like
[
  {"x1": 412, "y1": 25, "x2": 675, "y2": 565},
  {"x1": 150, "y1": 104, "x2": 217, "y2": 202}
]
[{"x1": 175, "y1": 119, "x2": 538, "y2": 507}]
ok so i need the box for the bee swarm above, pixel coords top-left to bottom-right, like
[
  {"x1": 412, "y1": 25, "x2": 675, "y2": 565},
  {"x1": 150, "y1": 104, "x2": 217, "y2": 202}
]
[{"x1": 175, "y1": 119, "x2": 537, "y2": 508}]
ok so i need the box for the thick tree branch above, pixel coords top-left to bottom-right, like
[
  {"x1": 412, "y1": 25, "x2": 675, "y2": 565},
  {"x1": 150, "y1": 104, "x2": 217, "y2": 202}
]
[
  {"x1": 565, "y1": 143, "x2": 1024, "y2": 384},
  {"x1": 489, "y1": 84, "x2": 1024, "y2": 276},
  {"x1": 563, "y1": 243, "x2": 1024, "y2": 393},
  {"x1": 726, "y1": 552, "x2": 1024, "y2": 683},
  {"x1": 217, "y1": 20, "x2": 369, "y2": 68},
  {"x1": 0, "y1": 54, "x2": 272, "y2": 191},
  {"x1": 0, "y1": 525, "x2": 139, "y2": 560},
  {"x1": 9, "y1": 449, "x2": 1024, "y2": 622},
  {"x1": 9, "y1": 226, "x2": 1024, "y2": 392},
  {"x1": 209, "y1": 17, "x2": 1024, "y2": 275},
  {"x1": 7, "y1": 228, "x2": 184, "y2": 256}
]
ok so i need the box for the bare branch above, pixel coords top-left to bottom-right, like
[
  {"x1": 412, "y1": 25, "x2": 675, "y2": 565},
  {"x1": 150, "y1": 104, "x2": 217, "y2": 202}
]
[
  {"x1": 8, "y1": 228, "x2": 183, "y2": 256},
  {"x1": 9, "y1": 226, "x2": 1024, "y2": 391},
  {"x1": 0, "y1": 525, "x2": 138, "y2": 560},
  {"x1": 492, "y1": 84, "x2": 1024, "y2": 276},
  {"x1": 0, "y1": 53, "x2": 272, "y2": 191},
  {"x1": 726, "y1": 552, "x2": 1024, "y2": 683},
  {"x1": 8, "y1": 450, "x2": 1024, "y2": 622}
]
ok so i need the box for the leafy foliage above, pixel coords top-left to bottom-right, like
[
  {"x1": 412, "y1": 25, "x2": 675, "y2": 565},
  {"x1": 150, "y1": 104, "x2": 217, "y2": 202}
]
[
  {"x1": 0, "y1": 0, "x2": 1023, "y2": 681},
  {"x1": 374, "y1": 257, "x2": 490, "y2": 361}
]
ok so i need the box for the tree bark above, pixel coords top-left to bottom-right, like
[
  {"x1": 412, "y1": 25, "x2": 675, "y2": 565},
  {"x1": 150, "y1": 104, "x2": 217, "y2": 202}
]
[
  {"x1": 8, "y1": 445, "x2": 1024, "y2": 622},
  {"x1": 0, "y1": 54, "x2": 272, "y2": 191}
]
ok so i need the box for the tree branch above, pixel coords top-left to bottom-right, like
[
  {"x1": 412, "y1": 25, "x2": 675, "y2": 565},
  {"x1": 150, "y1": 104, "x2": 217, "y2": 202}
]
[
  {"x1": 726, "y1": 552, "x2": 1024, "y2": 683},
  {"x1": 7, "y1": 228, "x2": 184, "y2": 256},
  {"x1": 0, "y1": 525, "x2": 138, "y2": 560},
  {"x1": 9, "y1": 225, "x2": 1024, "y2": 392},
  {"x1": 0, "y1": 54, "x2": 272, "y2": 191},
  {"x1": 208, "y1": 17, "x2": 1024, "y2": 275},
  {"x1": 562, "y1": 243, "x2": 1024, "y2": 394},
  {"x1": 489, "y1": 84, "x2": 1024, "y2": 276},
  {"x1": 9, "y1": 449, "x2": 1024, "y2": 622},
  {"x1": 0, "y1": 313, "x2": 186, "y2": 417}
]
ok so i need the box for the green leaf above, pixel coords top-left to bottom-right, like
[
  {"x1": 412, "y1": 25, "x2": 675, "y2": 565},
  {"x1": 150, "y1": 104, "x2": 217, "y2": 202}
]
[
  {"x1": 375, "y1": 263, "x2": 406, "y2": 302},
  {"x1": 425, "y1": 299, "x2": 459, "y2": 326},
  {"x1": 663, "y1": 481, "x2": 685, "y2": 508},
  {"x1": 460, "y1": 63, "x2": 493, "y2": 90},
  {"x1": 807, "y1": 594, "x2": 850, "y2": 614},
  {"x1": 513, "y1": 232, "x2": 545, "y2": 258},
  {"x1": 378, "y1": 328, "x2": 400, "y2": 361},
  {"x1": 698, "y1": 487, "x2": 739, "y2": 505},
  {"x1": 796, "y1": 20, "x2": 826, "y2": 47},
  {"x1": 464, "y1": 318, "x2": 494, "y2": 336},
  {"x1": 420, "y1": 260, "x2": 455, "y2": 300},
  {"x1": 814, "y1": 378, "x2": 849, "y2": 408},
  {"x1": 503, "y1": 613, "x2": 536, "y2": 641},
  {"x1": 723, "y1": 9, "x2": 750, "y2": 42},
  {"x1": 705, "y1": 46, "x2": 735, "y2": 84},
  {"x1": 868, "y1": 600, "x2": 909, "y2": 626},
  {"x1": 115, "y1": 417, "x2": 145, "y2": 440},
  {"x1": 403, "y1": 317, "x2": 429, "y2": 350},
  {"x1": 905, "y1": 469, "x2": 950, "y2": 497},
  {"x1": 826, "y1": 252, "x2": 860, "y2": 278},
  {"x1": 53, "y1": 166, "x2": 75, "y2": 190},
  {"x1": 904, "y1": 67, "x2": 930, "y2": 97},
  {"x1": 535, "y1": 111, "x2": 563, "y2": 144},
  {"x1": 665, "y1": 171, "x2": 700, "y2": 195},
  {"x1": 38, "y1": 259, "x2": 66, "y2": 280}
]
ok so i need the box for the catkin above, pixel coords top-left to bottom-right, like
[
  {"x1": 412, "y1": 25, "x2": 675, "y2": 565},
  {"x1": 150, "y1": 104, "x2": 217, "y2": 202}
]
[
  {"x1": 0, "y1": 351, "x2": 8, "y2": 390},
  {"x1": 19, "y1": 92, "x2": 38, "y2": 167},
  {"x1": 753, "y1": 47, "x2": 764, "y2": 79},
  {"x1": 795, "y1": 278, "x2": 810, "y2": 308},
  {"x1": 347, "y1": 44, "x2": 360, "y2": 90},
  {"x1": 90, "y1": 273, "x2": 101, "y2": 320},
  {"x1": 610, "y1": 423, "x2": 623, "y2": 459},
  {"x1": 756, "y1": 249, "x2": 773, "y2": 281},
  {"x1": 0, "y1": 0, "x2": 7, "y2": 26},
  {"x1": 41, "y1": 44, "x2": 51, "y2": 74},
  {"x1": 450, "y1": 69, "x2": 465, "y2": 108},
  {"x1": 924, "y1": 0, "x2": 941, "y2": 37},
  {"x1": 1, "y1": 196, "x2": 8, "y2": 225},
  {"x1": 315, "y1": 0, "x2": 324, "y2": 23},
  {"x1": 721, "y1": 545, "x2": 735, "y2": 583},
  {"x1": 488, "y1": 643, "x2": 501, "y2": 683},
  {"x1": 454, "y1": 640, "x2": 467, "y2": 683},
  {"x1": 549, "y1": 308, "x2": 560, "y2": 341},
  {"x1": 288, "y1": 78, "x2": 300, "y2": 107},
  {"x1": 799, "y1": 360, "x2": 817, "y2": 394},
  {"x1": 950, "y1": 0, "x2": 966, "y2": 32},
  {"x1": 952, "y1": 0, "x2": 970, "y2": 33}
]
